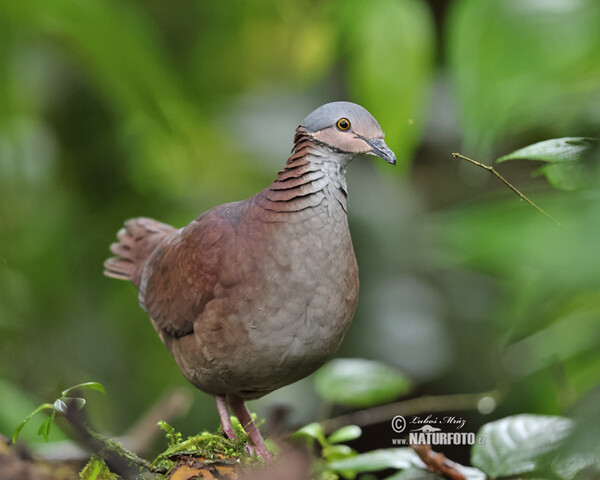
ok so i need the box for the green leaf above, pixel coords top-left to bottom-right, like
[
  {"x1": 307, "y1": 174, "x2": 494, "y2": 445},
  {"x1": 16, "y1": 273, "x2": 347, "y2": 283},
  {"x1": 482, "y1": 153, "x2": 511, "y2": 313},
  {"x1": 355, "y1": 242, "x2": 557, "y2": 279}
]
[
  {"x1": 328, "y1": 425, "x2": 363, "y2": 444},
  {"x1": 497, "y1": 137, "x2": 597, "y2": 190},
  {"x1": 322, "y1": 444, "x2": 356, "y2": 462},
  {"x1": 329, "y1": 448, "x2": 424, "y2": 473},
  {"x1": 552, "y1": 451, "x2": 598, "y2": 480},
  {"x1": 314, "y1": 359, "x2": 412, "y2": 408},
  {"x1": 61, "y1": 381, "x2": 106, "y2": 397},
  {"x1": 454, "y1": 466, "x2": 487, "y2": 480},
  {"x1": 497, "y1": 138, "x2": 596, "y2": 164},
  {"x1": 471, "y1": 414, "x2": 575, "y2": 479},
  {"x1": 12, "y1": 403, "x2": 54, "y2": 443},
  {"x1": 384, "y1": 465, "x2": 486, "y2": 480},
  {"x1": 384, "y1": 468, "x2": 442, "y2": 480},
  {"x1": 447, "y1": 0, "x2": 600, "y2": 156},
  {"x1": 292, "y1": 422, "x2": 327, "y2": 448},
  {"x1": 37, "y1": 411, "x2": 56, "y2": 442},
  {"x1": 385, "y1": 462, "x2": 486, "y2": 480}
]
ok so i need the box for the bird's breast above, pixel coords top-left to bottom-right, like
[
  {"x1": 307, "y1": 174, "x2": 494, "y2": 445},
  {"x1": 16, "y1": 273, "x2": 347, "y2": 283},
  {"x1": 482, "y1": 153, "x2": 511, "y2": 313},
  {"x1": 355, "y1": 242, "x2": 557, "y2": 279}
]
[{"x1": 235, "y1": 205, "x2": 359, "y2": 367}]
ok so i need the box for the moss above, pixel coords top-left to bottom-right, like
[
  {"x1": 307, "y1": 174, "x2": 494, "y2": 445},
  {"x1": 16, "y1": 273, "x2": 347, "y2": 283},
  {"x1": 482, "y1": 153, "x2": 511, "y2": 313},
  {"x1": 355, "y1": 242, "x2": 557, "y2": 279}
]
[
  {"x1": 79, "y1": 455, "x2": 118, "y2": 480},
  {"x1": 152, "y1": 420, "x2": 262, "y2": 474}
]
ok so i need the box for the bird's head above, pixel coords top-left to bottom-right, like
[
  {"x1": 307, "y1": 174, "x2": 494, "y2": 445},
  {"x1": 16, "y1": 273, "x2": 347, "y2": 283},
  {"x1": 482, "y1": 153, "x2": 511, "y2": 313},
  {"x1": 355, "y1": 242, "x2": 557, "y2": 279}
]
[{"x1": 298, "y1": 101, "x2": 396, "y2": 166}]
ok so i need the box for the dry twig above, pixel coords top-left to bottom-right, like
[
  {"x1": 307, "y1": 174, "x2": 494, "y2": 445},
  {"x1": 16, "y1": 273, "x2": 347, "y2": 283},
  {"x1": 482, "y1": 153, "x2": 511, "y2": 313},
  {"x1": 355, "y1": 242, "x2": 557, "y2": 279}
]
[
  {"x1": 321, "y1": 390, "x2": 499, "y2": 433},
  {"x1": 411, "y1": 444, "x2": 466, "y2": 480},
  {"x1": 452, "y1": 152, "x2": 561, "y2": 226}
]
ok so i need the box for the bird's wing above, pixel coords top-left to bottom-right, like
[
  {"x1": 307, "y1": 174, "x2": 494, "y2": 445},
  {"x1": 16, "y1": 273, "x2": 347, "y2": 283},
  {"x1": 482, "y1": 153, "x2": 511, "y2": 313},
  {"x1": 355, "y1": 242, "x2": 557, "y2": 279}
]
[{"x1": 139, "y1": 205, "x2": 240, "y2": 338}]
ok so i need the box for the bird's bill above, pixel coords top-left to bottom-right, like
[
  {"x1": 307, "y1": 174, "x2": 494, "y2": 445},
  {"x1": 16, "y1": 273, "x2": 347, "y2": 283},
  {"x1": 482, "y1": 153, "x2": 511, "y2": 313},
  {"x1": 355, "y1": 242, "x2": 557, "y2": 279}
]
[{"x1": 365, "y1": 137, "x2": 397, "y2": 166}]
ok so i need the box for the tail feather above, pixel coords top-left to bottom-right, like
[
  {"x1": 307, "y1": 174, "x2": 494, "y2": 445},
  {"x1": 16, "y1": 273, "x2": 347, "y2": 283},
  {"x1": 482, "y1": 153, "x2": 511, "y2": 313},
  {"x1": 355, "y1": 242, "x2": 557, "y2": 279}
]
[{"x1": 104, "y1": 217, "x2": 177, "y2": 287}]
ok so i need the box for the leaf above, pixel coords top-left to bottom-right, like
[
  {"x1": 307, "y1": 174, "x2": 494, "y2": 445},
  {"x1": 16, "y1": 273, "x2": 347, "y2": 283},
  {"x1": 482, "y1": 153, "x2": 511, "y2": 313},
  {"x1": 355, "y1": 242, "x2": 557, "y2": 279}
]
[
  {"x1": 497, "y1": 137, "x2": 597, "y2": 190},
  {"x1": 314, "y1": 359, "x2": 412, "y2": 408},
  {"x1": 471, "y1": 414, "x2": 575, "y2": 479},
  {"x1": 385, "y1": 465, "x2": 486, "y2": 480},
  {"x1": 447, "y1": 0, "x2": 600, "y2": 156},
  {"x1": 497, "y1": 138, "x2": 596, "y2": 164},
  {"x1": 292, "y1": 422, "x2": 327, "y2": 448},
  {"x1": 552, "y1": 452, "x2": 598, "y2": 480},
  {"x1": 322, "y1": 444, "x2": 356, "y2": 462},
  {"x1": 329, "y1": 448, "x2": 424, "y2": 473},
  {"x1": 12, "y1": 402, "x2": 54, "y2": 443},
  {"x1": 61, "y1": 381, "x2": 106, "y2": 397},
  {"x1": 37, "y1": 411, "x2": 56, "y2": 442},
  {"x1": 328, "y1": 425, "x2": 363, "y2": 444},
  {"x1": 384, "y1": 468, "x2": 442, "y2": 480}
]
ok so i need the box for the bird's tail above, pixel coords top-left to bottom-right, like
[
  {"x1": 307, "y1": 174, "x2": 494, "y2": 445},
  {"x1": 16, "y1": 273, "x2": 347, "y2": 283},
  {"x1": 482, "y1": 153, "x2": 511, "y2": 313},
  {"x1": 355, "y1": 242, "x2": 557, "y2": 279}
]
[{"x1": 104, "y1": 217, "x2": 176, "y2": 288}]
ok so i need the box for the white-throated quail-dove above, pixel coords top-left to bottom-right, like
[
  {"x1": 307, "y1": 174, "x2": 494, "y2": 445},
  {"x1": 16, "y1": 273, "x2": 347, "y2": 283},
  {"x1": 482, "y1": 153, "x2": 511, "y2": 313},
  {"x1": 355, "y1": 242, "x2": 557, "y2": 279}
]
[{"x1": 104, "y1": 101, "x2": 396, "y2": 461}]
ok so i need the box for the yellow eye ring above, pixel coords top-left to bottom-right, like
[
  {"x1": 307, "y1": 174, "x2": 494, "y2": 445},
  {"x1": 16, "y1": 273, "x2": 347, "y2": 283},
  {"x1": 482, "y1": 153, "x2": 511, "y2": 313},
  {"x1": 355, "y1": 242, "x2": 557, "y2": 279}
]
[{"x1": 336, "y1": 117, "x2": 351, "y2": 131}]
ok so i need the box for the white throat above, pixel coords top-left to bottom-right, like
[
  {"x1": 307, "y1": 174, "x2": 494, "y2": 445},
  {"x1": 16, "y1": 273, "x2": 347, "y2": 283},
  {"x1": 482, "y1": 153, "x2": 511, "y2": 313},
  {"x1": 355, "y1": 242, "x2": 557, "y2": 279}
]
[{"x1": 306, "y1": 145, "x2": 352, "y2": 211}]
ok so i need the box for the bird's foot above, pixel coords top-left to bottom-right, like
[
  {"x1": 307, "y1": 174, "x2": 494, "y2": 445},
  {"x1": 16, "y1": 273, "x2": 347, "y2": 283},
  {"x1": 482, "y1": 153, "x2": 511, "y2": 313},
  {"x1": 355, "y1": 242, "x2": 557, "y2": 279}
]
[
  {"x1": 215, "y1": 395, "x2": 239, "y2": 441},
  {"x1": 227, "y1": 394, "x2": 273, "y2": 463}
]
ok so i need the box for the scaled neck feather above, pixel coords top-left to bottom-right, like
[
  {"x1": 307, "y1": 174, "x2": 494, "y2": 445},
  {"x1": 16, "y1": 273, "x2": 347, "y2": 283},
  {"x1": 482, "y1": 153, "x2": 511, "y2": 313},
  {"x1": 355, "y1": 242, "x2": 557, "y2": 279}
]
[{"x1": 256, "y1": 129, "x2": 351, "y2": 218}]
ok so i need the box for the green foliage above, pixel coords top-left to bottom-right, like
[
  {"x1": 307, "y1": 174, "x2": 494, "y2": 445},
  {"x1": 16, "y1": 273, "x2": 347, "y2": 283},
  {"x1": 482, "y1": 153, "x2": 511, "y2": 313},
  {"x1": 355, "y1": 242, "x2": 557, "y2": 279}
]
[
  {"x1": 293, "y1": 422, "x2": 329, "y2": 448},
  {"x1": 292, "y1": 419, "x2": 486, "y2": 480},
  {"x1": 80, "y1": 455, "x2": 118, "y2": 480},
  {"x1": 293, "y1": 422, "x2": 359, "y2": 479},
  {"x1": 338, "y1": 0, "x2": 435, "y2": 169},
  {"x1": 314, "y1": 358, "x2": 412, "y2": 408},
  {"x1": 327, "y1": 425, "x2": 363, "y2": 445},
  {"x1": 497, "y1": 137, "x2": 598, "y2": 191},
  {"x1": 0, "y1": 379, "x2": 66, "y2": 443},
  {"x1": 157, "y1": 420, "x2": 183, "y2": 447},
  {"x1": 471, "y1": 415, "x2": 576, "y2": 479},
  {"x1": 291, "y1": 414, "x2": 598, "y2": 480},
  {"x1": 328, "y1": 448, "x2": 422, "y2": 474},
  {"x1": 152, "y1": 419, "x2": 256, "y2": 473},
  {"x1": 447, "y1": 0, "x2": 600, "y2": 155},
  {"x1": 12, "y1": 381, "x2": 106, "y2": 443}
]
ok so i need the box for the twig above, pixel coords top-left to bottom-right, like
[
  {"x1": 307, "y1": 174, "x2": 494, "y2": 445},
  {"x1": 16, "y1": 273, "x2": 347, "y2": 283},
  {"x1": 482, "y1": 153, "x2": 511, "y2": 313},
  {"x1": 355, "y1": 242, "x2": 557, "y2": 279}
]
[
  {"x1": 63, "y1": 399, "x2": 159, "y2": 479},
  {"x1": 411, "y1": 444, "x2": 466, "y2": 480},
  {"x1": 38, "y1": 387, "x2": 193, "y2": 461},
  {"x1": 452, "y1": 152, "x2": 561, "y2": 227},
  {"x1": 321, "y1": 390, "x2": 500, "y2": 433}
]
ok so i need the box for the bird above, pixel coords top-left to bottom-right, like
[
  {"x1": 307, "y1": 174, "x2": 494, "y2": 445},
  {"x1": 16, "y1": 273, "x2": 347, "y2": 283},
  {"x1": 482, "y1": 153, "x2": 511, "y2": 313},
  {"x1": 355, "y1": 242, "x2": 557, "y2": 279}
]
[{"x1": 104, "y1": 101, "x2": 396, "y2": 461}]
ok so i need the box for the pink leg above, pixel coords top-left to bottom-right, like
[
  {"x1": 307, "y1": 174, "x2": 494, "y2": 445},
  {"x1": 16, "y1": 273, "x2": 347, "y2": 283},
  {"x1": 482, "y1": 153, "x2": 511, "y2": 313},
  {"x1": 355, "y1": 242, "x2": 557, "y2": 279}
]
[
  {"x1": 215, "y1": 395, "x2": 238, "y2": 441},
  {"x1": 227, "y1": 394, "x2": 272, "y2": 463}
]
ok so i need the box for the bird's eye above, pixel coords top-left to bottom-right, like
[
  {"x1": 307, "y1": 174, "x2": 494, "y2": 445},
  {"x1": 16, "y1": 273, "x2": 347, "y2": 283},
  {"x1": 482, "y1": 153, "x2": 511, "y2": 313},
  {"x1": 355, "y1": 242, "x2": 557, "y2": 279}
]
[{"x1": 336, "y1": 118, "x2": 351, "y2": 131}]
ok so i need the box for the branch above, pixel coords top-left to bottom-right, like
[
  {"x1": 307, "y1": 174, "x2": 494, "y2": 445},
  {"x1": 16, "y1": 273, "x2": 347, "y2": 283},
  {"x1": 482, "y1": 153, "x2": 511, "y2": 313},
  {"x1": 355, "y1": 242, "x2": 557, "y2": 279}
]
[
  {"x1": 321, "y1": 390, "x2": 500, "y2": 433},
  {"x1": 38, "y1": 387, "x2": 192, "y2": 462},
  {"x1": 452, "y1": 152, "x2": 561, "y2": 227},
  {"x1": 62, "y1": 398, "x2": 160, "y2": 479},
  {"x1": 411, "y1": 444, "x2": 466, "y2": 480}
]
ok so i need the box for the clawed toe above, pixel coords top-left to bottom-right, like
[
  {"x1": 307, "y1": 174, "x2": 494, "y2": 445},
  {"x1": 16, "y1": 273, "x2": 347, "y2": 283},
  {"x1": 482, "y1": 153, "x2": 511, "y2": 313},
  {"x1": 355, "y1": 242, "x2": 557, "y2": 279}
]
[{"x1": 244, "y1": 444, "x2": 257, "y2": 456}]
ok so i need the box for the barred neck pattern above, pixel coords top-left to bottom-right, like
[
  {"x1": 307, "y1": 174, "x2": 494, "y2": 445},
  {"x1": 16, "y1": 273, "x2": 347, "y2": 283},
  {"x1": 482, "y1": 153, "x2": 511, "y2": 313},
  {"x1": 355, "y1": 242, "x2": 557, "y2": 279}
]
[{"x1": 255, "y1": 129, "x2": 351, "y2": 218}]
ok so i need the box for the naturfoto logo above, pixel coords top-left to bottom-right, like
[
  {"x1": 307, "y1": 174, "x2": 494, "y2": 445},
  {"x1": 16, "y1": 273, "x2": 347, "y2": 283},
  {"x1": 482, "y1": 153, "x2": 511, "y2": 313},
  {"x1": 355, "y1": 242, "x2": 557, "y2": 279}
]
[{"x1": 390, "y1": 415, "x2": 485, "y2": 446}]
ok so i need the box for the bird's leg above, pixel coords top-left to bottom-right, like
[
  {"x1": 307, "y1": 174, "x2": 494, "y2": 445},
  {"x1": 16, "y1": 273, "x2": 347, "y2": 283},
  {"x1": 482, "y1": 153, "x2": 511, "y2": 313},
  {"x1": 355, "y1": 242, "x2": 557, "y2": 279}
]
[
  {"x1": 227, "y1": 394, "x2": 272, "y2": 463},
  {"x1": 215, "y1": 395, "x2": 238, "y2": 441}
]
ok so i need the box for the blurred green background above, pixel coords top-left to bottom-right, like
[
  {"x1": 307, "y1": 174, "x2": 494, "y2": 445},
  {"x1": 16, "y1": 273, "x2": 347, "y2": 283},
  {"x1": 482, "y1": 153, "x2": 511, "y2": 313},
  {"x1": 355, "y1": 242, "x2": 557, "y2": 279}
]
[{"x1": 1, "y1": 0, "x2": 599, "y2": 461}]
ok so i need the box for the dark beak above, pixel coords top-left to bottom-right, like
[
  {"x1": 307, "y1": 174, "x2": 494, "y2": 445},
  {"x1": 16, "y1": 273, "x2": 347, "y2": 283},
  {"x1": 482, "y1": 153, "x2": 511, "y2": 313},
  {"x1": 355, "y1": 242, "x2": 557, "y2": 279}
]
[{"x1": 365, "y1": 137, "x2": 396, "y2": 166}]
